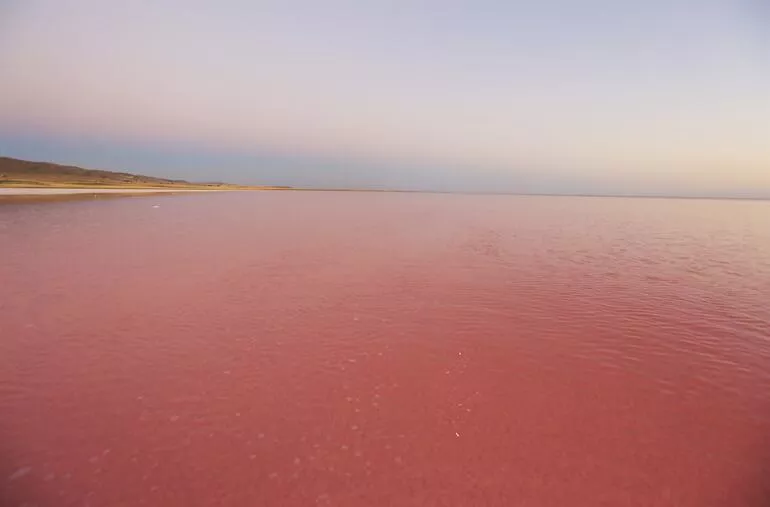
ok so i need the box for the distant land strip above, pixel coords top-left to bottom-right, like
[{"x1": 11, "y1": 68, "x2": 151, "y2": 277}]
[{"x1": 0, "y1": 156, "x2": 290, "y2": 191}]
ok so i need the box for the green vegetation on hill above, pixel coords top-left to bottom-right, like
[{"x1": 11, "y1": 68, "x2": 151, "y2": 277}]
[{"x1": 0, "y1": 156, "x2": 288, "y2": 190}]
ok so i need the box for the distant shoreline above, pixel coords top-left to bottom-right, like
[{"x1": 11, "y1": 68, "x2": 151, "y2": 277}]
[
  {"x1": 0, "y1": 188, "x2": 237, "y2": 196},
  {"x1": 2, "y1": 187, "x2": 768, "y2": 205},
  {"x1": 0, "y1": 187, "x2": 245, "y2": 204}
]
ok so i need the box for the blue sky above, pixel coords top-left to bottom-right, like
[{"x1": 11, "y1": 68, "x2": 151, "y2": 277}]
[{"x1": 1, "y1": 0, "x2": 768, "y2": 195}]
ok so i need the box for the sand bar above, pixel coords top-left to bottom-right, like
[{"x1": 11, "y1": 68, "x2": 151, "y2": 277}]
[
  {"x1": 0, "y1": 187, "x2": 234, "y2": 204},
  {"x1": 0, "y1": 188, "x2": 222, "y2": 196}
]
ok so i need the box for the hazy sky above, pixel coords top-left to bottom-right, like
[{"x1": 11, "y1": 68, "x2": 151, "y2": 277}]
[{"x1": 1, "y1": 0, "x2": 768, "y2": 195}]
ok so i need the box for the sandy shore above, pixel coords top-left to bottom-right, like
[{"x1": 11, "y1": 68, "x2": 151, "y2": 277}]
[
  {"x1": 0, "y1": 187, "x2": 233, "y2": 204},
  {"x1": 0, "y1": 188, "x2": 220, "y2": 196}
]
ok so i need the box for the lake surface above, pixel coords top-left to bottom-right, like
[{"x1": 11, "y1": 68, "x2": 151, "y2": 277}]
[{"x1": 2, "y1": 192, "x2": 770, "y2": 506}]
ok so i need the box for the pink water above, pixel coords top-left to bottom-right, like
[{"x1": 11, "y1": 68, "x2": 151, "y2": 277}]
[{"x1": 2, "y1": 192, "x2": 770, "y2": 506}]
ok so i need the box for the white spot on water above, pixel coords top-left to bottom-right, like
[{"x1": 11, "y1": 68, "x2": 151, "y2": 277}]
[
  {"x1": 8, "y1": 466, "x2": 32, "y2": 481},
  {"x1": 8, "y1": 467, "x2": 32, "y2": 482}
]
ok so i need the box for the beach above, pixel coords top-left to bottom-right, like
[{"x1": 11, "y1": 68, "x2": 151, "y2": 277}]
[
  {"x1": 0, "y1": 188, "x2": 231, "y2": 196},
  {"x1": 0, "y1": 187, "x2": 240, "y2": 204}
]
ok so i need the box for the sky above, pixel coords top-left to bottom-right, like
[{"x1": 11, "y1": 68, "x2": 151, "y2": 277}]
[{"x1": 0, "y1": 0, "x2": 768, "y2": 196}]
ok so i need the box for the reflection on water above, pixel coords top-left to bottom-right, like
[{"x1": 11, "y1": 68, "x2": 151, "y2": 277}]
[{"x1": 1, "y1": 193, "x2": 770, "y2": 506}]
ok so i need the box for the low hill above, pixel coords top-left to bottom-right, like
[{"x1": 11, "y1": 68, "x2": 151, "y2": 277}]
[{"x1": 0, "y1": 156, "x2": 280, "y2": 189}]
